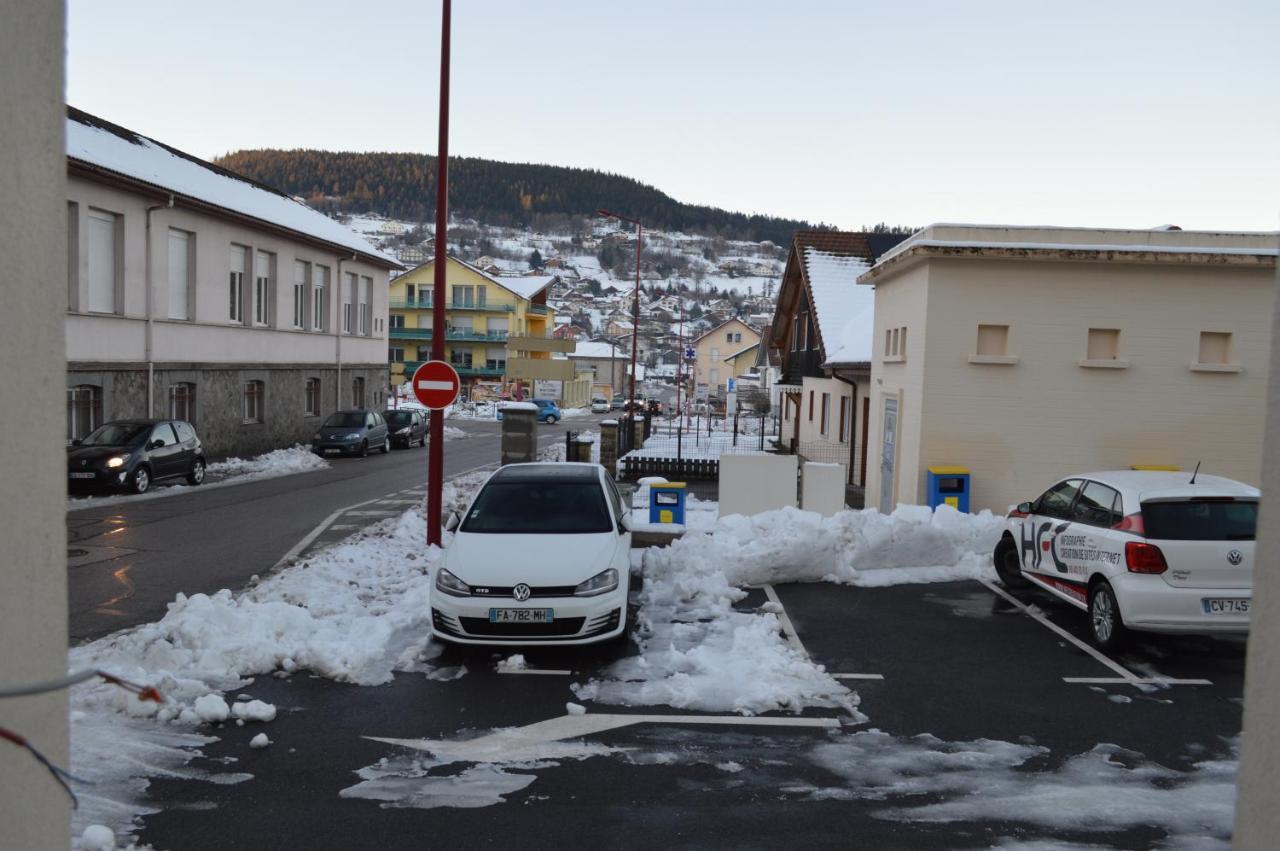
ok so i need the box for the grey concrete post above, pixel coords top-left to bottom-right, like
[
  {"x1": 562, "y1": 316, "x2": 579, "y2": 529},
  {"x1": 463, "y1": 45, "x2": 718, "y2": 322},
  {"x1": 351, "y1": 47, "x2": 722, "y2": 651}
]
[{"x1": 500, "y1": 407, "x2": 537, "y2": 466}]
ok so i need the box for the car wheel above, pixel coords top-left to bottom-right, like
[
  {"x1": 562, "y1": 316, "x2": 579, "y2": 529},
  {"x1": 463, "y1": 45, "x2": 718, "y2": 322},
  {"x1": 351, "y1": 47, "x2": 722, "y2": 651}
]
[
  {"x1": 1089, "y1": 580, "x2": 1128, "y2": 650},
  {"x1": 380, "y1": 437, "x2": 390, "y2": 454},
  {"x1": 186, "y1": 458, "x2": 206, "y2": 486},
  {"x1": 130, "y1": 466, "x2": 151, "y2": 494},
  {"x1": 993, "y1": 537, "x2": 1028, "y2": 588},
  {"x1": 360, "y1": 440, "x2": 369, "y2": 458},
  {"x1": 545, "y1": 415, "x2": 558, "y2": 425}
]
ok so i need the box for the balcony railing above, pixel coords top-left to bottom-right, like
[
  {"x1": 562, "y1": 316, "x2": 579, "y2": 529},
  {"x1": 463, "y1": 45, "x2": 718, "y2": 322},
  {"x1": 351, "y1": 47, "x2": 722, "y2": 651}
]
[
  {"x1": 389, "y1": 298, "x2": 514, "y2": 312},
  {"x1": 389, "y1": 327, "x2": 509, "y2": 343},
  {"x1": 402, "y1": 361, "x2": 506, "y2": 379},
  {"x1": 781, "y1": 348, "x2": 824, "y2": 384},
  {"x1": 528, "y1": 303, "x2": 550, "y2": 315}
]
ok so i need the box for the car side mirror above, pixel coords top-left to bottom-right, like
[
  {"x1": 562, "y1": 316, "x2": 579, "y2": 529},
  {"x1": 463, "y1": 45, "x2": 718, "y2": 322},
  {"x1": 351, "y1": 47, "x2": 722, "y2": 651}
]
[
  {"x1": 71, "y1": 439, "x2": 82, "y2": 446},
  {"x1": 618, "y1": 513, "x2": 632, "y2": 534},
  {"x1": 444, "y1": 511, "x2": 460, "y2": 532},
  {"x1": 148, "y1": 440, "x2": 163, "y2": 450},
  {"x1": 1016, "y1": 502, "x2": 1033, "y2": 514}
]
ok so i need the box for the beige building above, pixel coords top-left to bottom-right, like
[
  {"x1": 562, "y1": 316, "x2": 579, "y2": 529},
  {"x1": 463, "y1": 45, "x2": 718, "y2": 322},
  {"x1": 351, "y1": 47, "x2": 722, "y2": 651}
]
[
  {"x1": 65, "y1": 108, "x2": 398, "y2": 457},
  {"x1": 692, "y1": 318, "x2": 760, "y2": 399},
  {"x1": 860, "y1": 224, "x2": 1279, "y2": 514}
]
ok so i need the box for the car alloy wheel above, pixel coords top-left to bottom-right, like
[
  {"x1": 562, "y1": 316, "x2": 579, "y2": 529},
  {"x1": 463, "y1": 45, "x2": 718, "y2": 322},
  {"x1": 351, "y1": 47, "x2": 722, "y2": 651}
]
[
  {"x1": 380, "y1": 437, "x2": 390, "y2": 454},
  {"x1": 546, "y1": 415, "x2": 558, "y2": 425},
  {"x1": 187, "y1": 459, "x2": 205, "y2": 485},
  {"x1": 1089, "y1": 581, "x2": 1127, "y2": 650},
  {"x1": 131, "y1": 466, "x2": 150, "y2": 494},
  {"x1": 360, "y1": 440, "x2": 369, "y2": 457}
]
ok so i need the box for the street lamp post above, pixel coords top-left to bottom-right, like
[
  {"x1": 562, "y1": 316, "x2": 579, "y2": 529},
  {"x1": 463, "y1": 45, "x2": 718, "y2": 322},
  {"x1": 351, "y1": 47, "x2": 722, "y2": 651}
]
[{"x1": 596, "y1": 209, "x2": 641, "y2": 422}]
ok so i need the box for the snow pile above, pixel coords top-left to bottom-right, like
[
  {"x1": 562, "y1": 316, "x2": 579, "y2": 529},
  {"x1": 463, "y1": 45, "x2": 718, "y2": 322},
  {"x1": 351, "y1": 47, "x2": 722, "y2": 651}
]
[
  {"x1": 805, "y1": 731, "x2": 1237, "y2": 845},
  {"x1": 69, "y1": 505, "x2": 446, "y2": 839},
  {"x1": 206, "y1": 444, "x2": 328, "y2": 480},
  {"x1": 671, "y1": 503, "x2": 1003, "y2": 587},
  {"x1": 559, "y1": 407, "x2": 591, "y2": 419},
  {"x1": 444, "y1": 425, "x2": 469, "y2": 440}
]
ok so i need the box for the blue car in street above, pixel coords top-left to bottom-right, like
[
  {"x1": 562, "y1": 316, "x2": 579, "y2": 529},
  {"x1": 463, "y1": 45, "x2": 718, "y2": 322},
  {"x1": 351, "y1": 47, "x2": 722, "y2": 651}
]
[{"x1": 497, "y1": 398, "x2": 562, "y2": 424}]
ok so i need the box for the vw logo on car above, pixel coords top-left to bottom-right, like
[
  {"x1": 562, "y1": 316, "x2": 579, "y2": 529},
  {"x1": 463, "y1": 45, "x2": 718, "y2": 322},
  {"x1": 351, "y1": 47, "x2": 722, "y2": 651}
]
[
  {"x1": 512, "y1": 583, "x2": 532, "y2": 602},
  {"x1": 1228, "y1": 549, "x2": 1243, "y2": 566}
]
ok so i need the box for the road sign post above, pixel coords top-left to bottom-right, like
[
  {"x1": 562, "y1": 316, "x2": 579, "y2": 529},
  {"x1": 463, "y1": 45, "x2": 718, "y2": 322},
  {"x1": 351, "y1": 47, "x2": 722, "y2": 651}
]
[{"x1": 427, "y1": 0, "x2": 451, "y2": 547}]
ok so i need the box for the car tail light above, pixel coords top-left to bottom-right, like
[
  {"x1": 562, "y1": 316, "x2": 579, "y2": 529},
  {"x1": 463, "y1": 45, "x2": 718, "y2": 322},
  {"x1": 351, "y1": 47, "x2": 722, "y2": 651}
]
[
  {"x1": 1125, "y1": 541, "x2": 1167, "y2": 574},
  {"x1": 1113, "y1": 513, "x2": 1145, "y2": 535}
]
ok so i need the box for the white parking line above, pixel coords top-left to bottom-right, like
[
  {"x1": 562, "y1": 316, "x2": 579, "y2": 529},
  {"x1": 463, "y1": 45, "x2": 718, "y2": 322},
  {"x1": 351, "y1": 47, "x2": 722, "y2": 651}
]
[
  {"x1": 761, "y1": 584, "x2": 809, "y2": 657},
  {"x1": 345, "y1": 510, "x2": 400, "y2": 517},
  {"x1": 498, "y1": 669, "x2": 572, "y2": 676},
  {"x1": 977, "y1": 578, "x2": 1150, "y2": 688},
  {"x1": 326, "y1": 524, "x2": 361, "y2": 532},
  {"x1": 1063, "y1": 676, "x2": 1214, "y2": 687},
  {"x1": 831, "y1": 674, "x2": 885, "y2": 681}
]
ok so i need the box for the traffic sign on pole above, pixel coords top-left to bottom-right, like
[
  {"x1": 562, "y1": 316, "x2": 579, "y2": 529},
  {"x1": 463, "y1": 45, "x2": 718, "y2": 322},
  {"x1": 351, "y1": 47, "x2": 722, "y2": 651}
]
[{"x1": 412, "y1": 360, "x2": 461, "y2": 410}]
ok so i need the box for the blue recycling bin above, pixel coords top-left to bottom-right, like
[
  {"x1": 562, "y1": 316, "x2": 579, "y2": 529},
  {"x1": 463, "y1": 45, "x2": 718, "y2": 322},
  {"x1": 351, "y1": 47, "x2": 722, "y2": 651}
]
[
  {"x1": 649, "y1": 482, "x2": 688, "y2": 525},
  {"x1": 926, "y1": 466, "x2": 970, "y2": 512}
]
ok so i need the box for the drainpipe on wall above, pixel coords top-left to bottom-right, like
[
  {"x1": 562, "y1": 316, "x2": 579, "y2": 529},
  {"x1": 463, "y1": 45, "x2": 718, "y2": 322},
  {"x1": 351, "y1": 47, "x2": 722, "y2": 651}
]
[
  {"x1": 335, "y1": 253, "x2": 356, "y2": 409},
  {"x1": 143, "y1": 194, "x2": 175, "y2": 417},
  {"x1": 832, "y1": 371, "x2": 859, "y2": 487}
]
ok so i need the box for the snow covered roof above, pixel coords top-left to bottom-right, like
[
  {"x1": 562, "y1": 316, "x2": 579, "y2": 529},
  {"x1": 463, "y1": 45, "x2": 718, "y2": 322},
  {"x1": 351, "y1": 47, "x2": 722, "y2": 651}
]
[
  {"x1": 66, "y1": 108, "x2": 397, "y2": 267},
  {"x1": 569, "y1": 340, "x2": 628, "y2": 360},
  {"x1": 801, "y1": 247, "x2": 874, "y2": 366},
  {"x1": 491, "y1": 273, "x2": 558, "y2": 300}
]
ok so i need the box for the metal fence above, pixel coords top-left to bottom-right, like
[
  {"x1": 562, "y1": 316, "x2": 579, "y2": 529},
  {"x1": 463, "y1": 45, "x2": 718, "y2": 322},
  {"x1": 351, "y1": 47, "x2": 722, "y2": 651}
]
[{"x1": 618, "y1": 412, "x2": 781, "y2": 480}]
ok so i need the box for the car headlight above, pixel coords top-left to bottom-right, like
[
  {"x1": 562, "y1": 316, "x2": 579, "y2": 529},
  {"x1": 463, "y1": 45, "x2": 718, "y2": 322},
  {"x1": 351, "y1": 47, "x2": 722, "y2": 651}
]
[
  {"x1": 574, "y1": 568, "x2": 619, "y2": 597},
  {"x1": 106, "y1": 454, "x2": 130, "y2": 469},
  {"x1": 395, "y1": 427, "x2": 410, "y2": 435},
  {"x1": 435, "y1": 568, "x2": 471, "y2": 597},
  {"x1": 346, "y1": 432, "x2": 363, "y2": 439}
]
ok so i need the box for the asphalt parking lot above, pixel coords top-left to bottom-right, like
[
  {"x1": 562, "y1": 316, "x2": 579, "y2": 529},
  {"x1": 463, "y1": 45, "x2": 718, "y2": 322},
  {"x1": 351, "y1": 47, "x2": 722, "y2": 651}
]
[{"x1": 132, "y1": 560, "x2": 1244, "y2": 850}]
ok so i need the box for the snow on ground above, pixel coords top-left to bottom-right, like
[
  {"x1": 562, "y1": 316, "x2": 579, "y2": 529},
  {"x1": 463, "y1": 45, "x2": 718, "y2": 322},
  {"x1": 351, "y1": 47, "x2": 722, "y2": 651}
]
[
  {"x1": 622, "y1": 428, "x2": 777, "y2": 462},
  {"x1": 559, "y1": 407, "x2": 590, "y2": 419},
  {"x1": 68, "y1": 445, "x2": 329, "y2": 512}
]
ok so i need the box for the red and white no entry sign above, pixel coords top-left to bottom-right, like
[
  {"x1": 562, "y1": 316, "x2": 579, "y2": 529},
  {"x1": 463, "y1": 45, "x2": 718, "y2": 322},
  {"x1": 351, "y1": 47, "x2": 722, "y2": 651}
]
[{"x1": 411, "y1": 360, "x2": 461, "y2": 410}]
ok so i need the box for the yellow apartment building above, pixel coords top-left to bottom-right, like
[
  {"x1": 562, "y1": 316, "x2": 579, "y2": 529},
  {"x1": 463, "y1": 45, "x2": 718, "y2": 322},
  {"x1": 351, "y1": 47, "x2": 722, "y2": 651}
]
[{"x1": 389, "y1": 256, "x2": 576, "y2": 399}]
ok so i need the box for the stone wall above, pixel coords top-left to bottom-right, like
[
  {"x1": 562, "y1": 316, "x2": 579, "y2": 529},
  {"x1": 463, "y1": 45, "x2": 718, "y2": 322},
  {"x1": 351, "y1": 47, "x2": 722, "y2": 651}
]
[{"x1": 67, "y1": 362, "x2": 388, "y2": 459}]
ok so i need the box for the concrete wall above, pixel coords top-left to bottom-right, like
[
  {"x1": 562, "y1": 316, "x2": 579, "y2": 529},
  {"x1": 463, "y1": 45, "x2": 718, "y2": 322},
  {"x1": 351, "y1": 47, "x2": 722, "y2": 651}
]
[
  {"x1": 780, "y1": 373, "x2": 868, "y2": 482},
  {"x1": 927, "y1": 258, "x2": 1271, "y2": 513},
  {"x1": 719, "y1": 454, "x2": 798, "y2": 517},
  {"x1": 864, "y1": 263, "x2": 931, "y2": 511},
  {"x1": 1235, "y1": 256, "x2": 1280, "y2": 847},
  {"x1": 1, "y1": 1, "x2": 71, "y2": 845}
]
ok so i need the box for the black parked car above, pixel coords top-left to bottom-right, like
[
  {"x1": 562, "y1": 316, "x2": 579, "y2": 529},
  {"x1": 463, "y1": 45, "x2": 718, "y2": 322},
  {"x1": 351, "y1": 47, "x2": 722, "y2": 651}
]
[
  {"x1": 312, "y1": 409, "x2": 390, "y2": 457},
  {"x1": 68, "y1": 419, "x2": 205, "y2": 494},
  {"x1": 384, "y1": 408, "x2": 428, "y2": 449}
]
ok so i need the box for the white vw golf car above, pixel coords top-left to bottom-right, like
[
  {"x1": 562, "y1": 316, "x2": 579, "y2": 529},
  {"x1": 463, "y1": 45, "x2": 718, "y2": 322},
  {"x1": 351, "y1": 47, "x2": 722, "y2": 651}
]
[
  {"x1": 431, "y1": 463, "x2": 632, "y2": 645},
  {"x1": 993, "y1": 470, "x2": 1258, "y2": 649}
]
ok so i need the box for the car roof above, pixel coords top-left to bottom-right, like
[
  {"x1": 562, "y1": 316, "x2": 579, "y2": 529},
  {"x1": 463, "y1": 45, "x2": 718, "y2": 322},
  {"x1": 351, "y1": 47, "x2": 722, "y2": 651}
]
[
  {"x1": 488, "y1": 463, "x2": 601, "y2": 484},
  {"x1": 1062, "y1": 470, "x2": 1259, "y2": 502}
]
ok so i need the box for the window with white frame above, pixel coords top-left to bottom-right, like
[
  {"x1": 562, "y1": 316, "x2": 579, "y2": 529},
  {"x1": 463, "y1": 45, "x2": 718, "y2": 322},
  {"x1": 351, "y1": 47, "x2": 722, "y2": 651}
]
[
  {"x1": 254, "y1": 250, "x2": 273, "y2": 325},
  {"x1": 351, "y1": 376, "x2": 365, "y2": 408},
  {"x1": 839, "y1": 396, "x2": 851, "y2": 443},
  {"x1": 229, "y1": 244, "x2": 247, "y2": 323},
  {"x1": 167, "y1": 229, "x2": 192, "y2": 320},
  {"x1": 390, "y1": 314, "x2": 405, "y2": 329},
  {"x1": 343, "y1": 272, "x2": 356, "y2": 333},
  {"x1": 360, "y1": 275, "x2": 372, "y2": 335},
  {"x1": 711, "y1": 347, "x2": 720, "y2": 363},
  {"x1": 305, "y1": 378, "x2": 321, "y2": 416},
  {"x1": 67, "y1": 385, "x2": 102, "y2": 443},
  {"x1": 389, "y1": 346, "x2": 405, "y2": 362},
  {"x1": 168, "y1": 382, "x2": 195, "y2": 423},
  {"x1": 293, "y1": 260, "x2": 309, "y2": 329},
  {"x1": 313, "y1": 264, "x2": 329, "y2": 331},
  {"x1": 820, "y1": 392, "x2": 831, "y2": 435},
  {"x1": 243, "y1": 381, "x2": 264, "y2": 423},
  {"x1": 86, "y1": 208, "x2": 119, "y2": 314}
]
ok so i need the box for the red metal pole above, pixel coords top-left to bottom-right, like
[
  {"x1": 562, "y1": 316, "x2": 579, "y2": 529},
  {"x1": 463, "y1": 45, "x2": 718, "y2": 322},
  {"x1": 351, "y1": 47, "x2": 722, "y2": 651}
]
[
  {"x1": 427, "y1": 0, "x2": 451, "y2": 547},
  {"x1": 676, "y1": 301, "x2": 683, "y2": 425},
  {"x1": 629, "y1": 221, "x2": 640, "y2": 417}
]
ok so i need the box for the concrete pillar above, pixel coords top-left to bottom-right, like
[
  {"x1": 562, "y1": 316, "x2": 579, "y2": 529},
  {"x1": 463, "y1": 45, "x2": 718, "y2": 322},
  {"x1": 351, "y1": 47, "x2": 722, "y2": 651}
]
[
  {"x1": 719, "y1": 455, "x2": 799, "y2": 517},
  {"x1": 599, "y1": 419, "x2": 619, "y2": 477},
  {"x1": 801, "y1": 462, "x2": 847, "y2": 517},
  {"x1": 570, "y1": 437, "x2": 593, "y2": 463},
  {"x1": 500, "y1": 406, "x2": 536, "y2": 466},
  {"x1": 0, "y1": 0, "x2": 70, "y2": 845},
  {"x1": 633, "y1": 416, "x2": 645, "y2": 450},
  {"x1": 1236, "y1": 257, "x2": 1280, "y2": 847}
]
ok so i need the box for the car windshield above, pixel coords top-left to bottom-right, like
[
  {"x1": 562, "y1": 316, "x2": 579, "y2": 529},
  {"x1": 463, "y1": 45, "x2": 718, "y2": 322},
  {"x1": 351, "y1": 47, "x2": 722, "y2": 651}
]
[
  {"x1": 323, "y1": 413, "x2": 366, "y2": 428},
  {"x1": 461, "y1": 480, "x2": 613, "y2": 534},
  {"x1": 1142, "y1": 500, "x2": 1258, "y2": 541},
  {"x1": 384, "y1": 411, "x2": 414, "y2": 426},
  {"x1": 80, "y1": 422, "x2": 148, "y2": 446}
]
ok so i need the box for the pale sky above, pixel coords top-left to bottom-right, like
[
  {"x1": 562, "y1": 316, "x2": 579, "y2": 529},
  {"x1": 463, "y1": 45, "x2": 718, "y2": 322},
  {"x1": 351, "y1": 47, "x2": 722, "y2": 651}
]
[{"x1": 67, "y1": 0, "x2": 1280, "y2": 232}]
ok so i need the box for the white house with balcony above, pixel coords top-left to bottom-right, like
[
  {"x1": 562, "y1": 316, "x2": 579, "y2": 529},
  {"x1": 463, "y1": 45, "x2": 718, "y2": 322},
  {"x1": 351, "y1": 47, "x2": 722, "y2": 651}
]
[{"x1": 65, "y1": 107, "x2": 400, "y2": 457}]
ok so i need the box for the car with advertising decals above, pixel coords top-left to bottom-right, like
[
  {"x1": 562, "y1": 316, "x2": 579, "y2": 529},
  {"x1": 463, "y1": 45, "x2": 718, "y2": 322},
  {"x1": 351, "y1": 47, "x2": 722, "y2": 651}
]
[
  {"x1": 430, "y1": 463, "x2": 631, "y2": 646},
  {"x1": 993, "y1": 470, "x2": 1258, "y2": 649}
]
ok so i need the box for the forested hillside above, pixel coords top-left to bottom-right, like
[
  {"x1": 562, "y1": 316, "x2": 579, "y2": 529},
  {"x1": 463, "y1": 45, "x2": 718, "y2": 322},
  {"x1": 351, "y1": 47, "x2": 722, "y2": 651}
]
[{"x1": 214, "y1": 149, "x2": 819, "y2": 244}]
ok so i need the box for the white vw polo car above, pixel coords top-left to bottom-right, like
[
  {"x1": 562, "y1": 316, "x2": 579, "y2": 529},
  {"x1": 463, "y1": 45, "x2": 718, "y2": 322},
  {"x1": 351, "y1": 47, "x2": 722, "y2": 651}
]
[
  {"x1": 993, "y1": 470, "x2": 1258, "y2": 649},
  {"x1": 431, "y1": 463, "x2": 631, "y2": 645}
]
